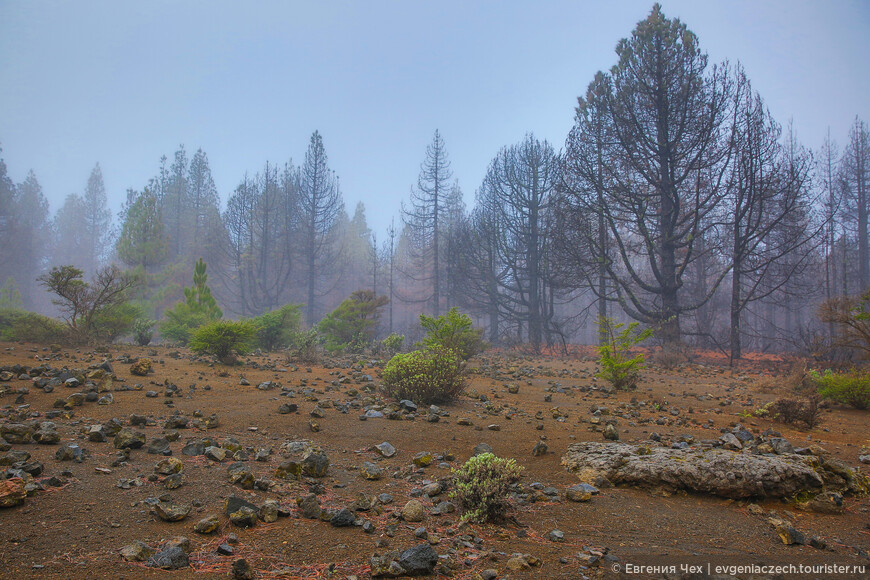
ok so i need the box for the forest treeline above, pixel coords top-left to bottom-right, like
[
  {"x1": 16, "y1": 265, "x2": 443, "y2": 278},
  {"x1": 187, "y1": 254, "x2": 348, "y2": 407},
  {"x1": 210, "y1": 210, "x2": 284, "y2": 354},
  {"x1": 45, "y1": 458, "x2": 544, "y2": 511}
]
[{"x1": 0, "y1": 5, "x2": 868, "y2": 359}]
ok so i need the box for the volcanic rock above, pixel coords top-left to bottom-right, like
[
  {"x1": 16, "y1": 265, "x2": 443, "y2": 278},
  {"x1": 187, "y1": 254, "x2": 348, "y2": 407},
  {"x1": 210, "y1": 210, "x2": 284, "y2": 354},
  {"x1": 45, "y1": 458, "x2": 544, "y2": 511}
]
[
  {"x1": 114, "y1": 429, "x2": 146, "y2": 450},
  {"x1": 562, "y1": 442, "x2": 867, "y2": 499}
]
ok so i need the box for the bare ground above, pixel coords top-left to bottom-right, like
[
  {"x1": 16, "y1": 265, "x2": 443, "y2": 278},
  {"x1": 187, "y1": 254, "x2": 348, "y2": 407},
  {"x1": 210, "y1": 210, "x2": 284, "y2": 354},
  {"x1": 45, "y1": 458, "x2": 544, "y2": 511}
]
[{"x1": 0, "y1": 342, "x2": 868, "y2": 579}]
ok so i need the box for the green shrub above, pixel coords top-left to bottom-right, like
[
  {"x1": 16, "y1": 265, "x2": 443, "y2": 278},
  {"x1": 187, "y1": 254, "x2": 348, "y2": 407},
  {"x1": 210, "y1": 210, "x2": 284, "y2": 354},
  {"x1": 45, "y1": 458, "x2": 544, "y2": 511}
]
[
  {"x1": 159, "y1": 305, "x2": 211, "y2": 344},
  {"x1": 286, "y1": 329, "x2": 322, "y2": 364},
  {"x1": 0, "y1": 278, "x2": 23, "y2": 310},
  {"x1": 318, "y1": 290, "x2": 388, "y2": 352},
  {"x1": 451, "y1": 453, "x2": 523, "y2": 523},
  {"x1": 811, "y1": 368, "x2": 870, "y2": 410},
  {"x1": 381, "y1": 347, "x2": 465, "y2": 404},
  {"x1": 91, "y1": 302, "x2": 142, "y2": 342},
  {"x1": 132, "y1": 318, "x2": 155, "y2": 346},
  {"x1": 252, "y1": 304, "x2": 302, "y2": 351},
  {"x1": 419, "y1": 307, "x2": 486, "y2": 360},
  {"x1": 189, "y1": 320, "x2": 256, "y2": 364},
  {"x1": 0, "y1": 308, "x2": 24, "y2": 340},
  {"x1": 381, "y1": 333, "x2": 405, "y2": 356},
  {"x1": 0, "y1": 309, "x2": 69, "y2": 344},
  {"x1": 595, "y1": 316, "x2": 653, "y2": 390}
]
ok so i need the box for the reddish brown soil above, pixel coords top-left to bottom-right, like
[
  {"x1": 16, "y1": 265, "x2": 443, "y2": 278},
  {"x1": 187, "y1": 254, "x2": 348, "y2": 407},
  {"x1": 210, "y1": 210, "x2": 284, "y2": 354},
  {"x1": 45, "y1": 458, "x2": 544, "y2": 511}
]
[{"x1": 0, "y1": 342, "x2": 868, "y2": 579}]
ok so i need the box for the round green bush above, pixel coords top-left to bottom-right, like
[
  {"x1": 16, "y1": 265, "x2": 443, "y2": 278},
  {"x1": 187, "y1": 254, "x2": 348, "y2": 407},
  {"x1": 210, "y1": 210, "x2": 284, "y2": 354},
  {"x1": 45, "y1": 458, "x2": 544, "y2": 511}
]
[
  {"x1": 380, "y1": 347, "x2": 464, "y2": 404},
  {"x1": 189, "y1": 320, "x2": 256, "y2": 364},
  {"x1": 450, "y1": 452, "x2": 523, "y2": 523},
  {"x1": 812, "y1": 368, "x2": 870, "y2": 410}
]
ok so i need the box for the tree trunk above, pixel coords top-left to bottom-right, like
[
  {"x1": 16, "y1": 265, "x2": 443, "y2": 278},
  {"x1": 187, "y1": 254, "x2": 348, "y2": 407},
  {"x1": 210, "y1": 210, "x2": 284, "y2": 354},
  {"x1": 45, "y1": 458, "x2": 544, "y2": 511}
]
[
  {"x1": 528, "y1": 198, "x2": 542, "y2": 351},
  {"x1": 730, "y1": 268, "x2": 742, "y2": 362}
]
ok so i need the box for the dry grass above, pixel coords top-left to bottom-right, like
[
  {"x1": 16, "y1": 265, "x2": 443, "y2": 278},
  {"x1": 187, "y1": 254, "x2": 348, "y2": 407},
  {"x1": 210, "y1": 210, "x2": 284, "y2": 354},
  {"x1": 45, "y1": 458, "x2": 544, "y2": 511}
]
[{"x1": 754, "y1": 359, "x2": 815, "y2": 395}]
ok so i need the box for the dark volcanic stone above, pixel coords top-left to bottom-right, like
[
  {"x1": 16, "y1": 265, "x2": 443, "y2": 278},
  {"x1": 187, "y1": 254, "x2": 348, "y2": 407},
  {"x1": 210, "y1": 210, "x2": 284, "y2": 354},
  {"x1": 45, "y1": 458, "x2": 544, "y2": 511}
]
[
  {"x1": 231, "y1": 558, "x2": 255, "y2": 580},
  {"x1": 398, "y1": 544, "x2": 438, "y2": 575},
  {"x1": 182, "y1": 440, "x2": 206, "y2": 456},
  {"x1": 147, "y1": 437, "x2": 172, "y2": 456},
  {"x1": 148, "y1": 546, "x2": 189, "y2": 569},
  {"x1": 224, "y1": 495, "x2": 258, "y2": 516},
  {"x1": 114, "y1": 429, "x2": 146, "y2": 450},
  {"x1": 330, "y1": 508, "x2": 356, "y2": 527}
]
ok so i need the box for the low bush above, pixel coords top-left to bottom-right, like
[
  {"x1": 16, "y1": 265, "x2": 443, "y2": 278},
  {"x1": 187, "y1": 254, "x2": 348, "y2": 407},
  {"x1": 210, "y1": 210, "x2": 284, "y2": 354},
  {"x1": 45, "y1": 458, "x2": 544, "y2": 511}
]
[
  {"x1": 381, "y1": 333, "x2": 405, "y2": 356},
  {"x1": 765, "y1": 395, "x2": 823, "y2": 428},
  {"x1": 419, "y1": 307, "x2": 486, "y2": 361},
  {"x1": 189, "y1": 320, "x2": 256, "y2": 364},
  {"x1": 91, "y1": 302, "x2": 141, "y2": 342},
  {"x1": 811, "y1": 368, "x2": 870, "y2": 410},
  {"x1": 132, "y1": 318, "x2": 155, "y2": 346},
  {"x1": 252, "y1": 304, "x2": 302, "y2": 351},
  {"x1": 318, "y1": 290, "x2": 388, "y2": 352},
  {"x1": 450, "y1": 452, "x2": 523, "y2": 523},
  {"x1": 286, "y1": 329, "x2": 323, "y2": 364},
  {"x1": 596, "y1": 316, "x2": 653, "y2": 390},
  {"x1": 159, "y1": 307, "x2": 211, "y2": 345},
  {"x1": 380, "y1": 347, "x2": 465, "y2": 404},
  {"x1": 0, "y1": 309, "x2": 70, "y2": 344}
]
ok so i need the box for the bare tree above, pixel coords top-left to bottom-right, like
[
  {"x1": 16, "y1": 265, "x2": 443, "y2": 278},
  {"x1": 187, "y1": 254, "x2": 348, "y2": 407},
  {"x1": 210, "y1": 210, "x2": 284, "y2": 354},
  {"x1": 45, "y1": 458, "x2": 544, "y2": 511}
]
[
  {"x1": 479, "y1": 134, "x2": 560, "y2": 351},
  {"x1": 818, "y1": 129, "x2": 840, "y2": 307},
  {"x1": 385, "y1": 219, "x2": 397, "y2": 333},
  {"x1": 724, "y1": 72, "x2": 822, "y2": 359},
  {"x1": 402, "y1": 130, "x2": 455, "y2": 315},
  {"x1": 460, "y1": 183, "x2": 504, "y2": 343},
  {"x1": 559, "y1": 4, "x2": 733, "y2": 345},
  {"x1": 839, "y1": 117, "x2": 870, "y2": 291},
  {"x1": 222, "y1": 162, "x2": 299, "y2": 316},
  {"x1": 559, "y1": 72, "x2": 614, "y2": 344},
  {"x1": 299, "y1": 131, "x2": 343, "y2": 325}
]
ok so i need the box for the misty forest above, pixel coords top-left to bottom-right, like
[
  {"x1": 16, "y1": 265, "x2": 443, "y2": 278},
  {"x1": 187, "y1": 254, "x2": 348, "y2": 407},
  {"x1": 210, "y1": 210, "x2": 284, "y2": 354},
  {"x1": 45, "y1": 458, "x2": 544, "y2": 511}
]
[
  {"x1": 3, "y1": 5, "x2": 870, "y2": 579},
  {"x1": 0, "y1": 5, "x2": 868, "y2": 360}
]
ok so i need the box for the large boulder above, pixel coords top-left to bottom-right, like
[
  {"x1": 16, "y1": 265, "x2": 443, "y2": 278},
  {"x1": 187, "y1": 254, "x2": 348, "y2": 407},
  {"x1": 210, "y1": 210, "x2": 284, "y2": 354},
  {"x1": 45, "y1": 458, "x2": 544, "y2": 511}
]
[{"x1": 562, "y1": 442, "x2": 868, "y2": 499}]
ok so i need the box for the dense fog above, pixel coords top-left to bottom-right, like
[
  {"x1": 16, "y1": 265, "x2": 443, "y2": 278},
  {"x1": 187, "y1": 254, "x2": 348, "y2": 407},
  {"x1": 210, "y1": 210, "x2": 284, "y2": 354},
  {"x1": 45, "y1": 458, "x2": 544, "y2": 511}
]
[{"x1": 1, "y1": 5, "x2": 867, "y2": 360}]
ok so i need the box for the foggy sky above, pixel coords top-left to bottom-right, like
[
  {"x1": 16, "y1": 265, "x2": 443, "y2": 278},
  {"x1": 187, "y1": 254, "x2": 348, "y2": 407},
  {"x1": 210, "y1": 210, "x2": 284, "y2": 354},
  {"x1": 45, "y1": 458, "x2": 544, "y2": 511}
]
[{"x1": 1, "y1": 0, "x2": 868, "y2": 236}]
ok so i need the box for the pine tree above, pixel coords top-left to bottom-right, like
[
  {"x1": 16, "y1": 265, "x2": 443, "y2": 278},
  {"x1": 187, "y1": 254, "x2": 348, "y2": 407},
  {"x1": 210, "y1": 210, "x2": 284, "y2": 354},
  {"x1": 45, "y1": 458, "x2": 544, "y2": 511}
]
[
  {"x1": 159, "y1": 257, "x2": 222, "y2": 344},
  {"x1": 0, "y1": 148, "x2": 17, "y2": 285},
  {"x1": 52, "y1": 193, "x2": 89, "y2": 271},
  {"x1": 11, "y1": 170, "x2": 50, "y2": 307},
  {"x1": 116, "y1": 189, "x2": 169, "y2": 272},
  {"x1": 299, "y1": 131, "x2": 343, "y2": 325},
  {"x1": 402, "y1": 130, "x2": 456, "y2": 315},
  {"x1": 82, "y1": 163, "x2": 112, "y2": 274}
]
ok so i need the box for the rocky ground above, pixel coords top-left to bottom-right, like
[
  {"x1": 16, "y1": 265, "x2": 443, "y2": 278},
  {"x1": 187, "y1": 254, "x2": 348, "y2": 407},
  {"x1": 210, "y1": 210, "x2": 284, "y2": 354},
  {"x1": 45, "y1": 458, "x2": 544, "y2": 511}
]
[{"x1": 0, "y1": 341, "x2": 869, "y2": 579}]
